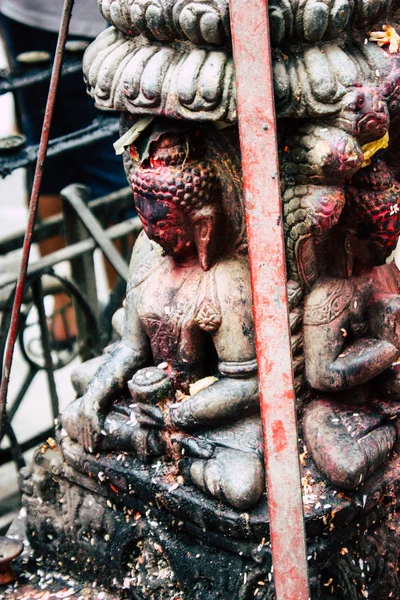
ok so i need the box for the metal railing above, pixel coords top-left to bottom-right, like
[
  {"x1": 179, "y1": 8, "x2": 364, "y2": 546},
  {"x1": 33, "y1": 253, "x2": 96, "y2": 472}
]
[
  {"x1": 0, "y1": 30, "x2": 139, "y2": 532},
  {"x1": 0, "y1": 185, "x2": 141, "y2": 533}
]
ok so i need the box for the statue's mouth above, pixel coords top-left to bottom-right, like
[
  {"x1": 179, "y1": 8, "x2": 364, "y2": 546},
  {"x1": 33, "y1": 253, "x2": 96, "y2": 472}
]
[
  {"x1": 358, "y1": 113, "x2": 388, "y2": 134},
  {"x1": 335, "y1": 111, "x2": 388, "y2": 139}
]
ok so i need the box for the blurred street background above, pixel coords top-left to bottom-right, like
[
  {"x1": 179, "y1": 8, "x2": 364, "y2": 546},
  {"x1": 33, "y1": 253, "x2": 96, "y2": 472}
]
[{"x1": 0, "y1": 38, "x2": 110, "y2": 530}]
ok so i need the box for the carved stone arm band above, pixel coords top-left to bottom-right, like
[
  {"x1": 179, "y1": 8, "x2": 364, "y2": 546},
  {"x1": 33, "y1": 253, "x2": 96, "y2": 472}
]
[{"x1": 218, "y1": 359, "x2": 258, "y2": 378}]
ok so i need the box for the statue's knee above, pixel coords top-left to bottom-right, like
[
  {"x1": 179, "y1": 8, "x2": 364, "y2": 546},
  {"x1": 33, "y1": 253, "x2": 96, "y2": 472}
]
[
  {"x1": 304, "y1": 400, "x2": 397, "y2": 489},
  {"x1": 327, "y1": 450, "x2": 368, "y2": 489},
  {"x1": 60, "y1": 398, "x2": 81, "y2": 441}
]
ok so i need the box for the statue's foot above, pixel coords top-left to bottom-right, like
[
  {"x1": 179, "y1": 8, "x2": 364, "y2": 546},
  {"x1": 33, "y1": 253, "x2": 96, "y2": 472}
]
[
  {"x1": 373, "y1": 365, "x2": 400, "y2": 402},
  {"x1": 179, "y1": 446, "x2": 264, "y2": 511},
  {"x1": 304, "y1": 398, "x2": 397, "y2": 489},
  {"x1": 61, "y1": 398, "x2": 163, "y2": 461}
]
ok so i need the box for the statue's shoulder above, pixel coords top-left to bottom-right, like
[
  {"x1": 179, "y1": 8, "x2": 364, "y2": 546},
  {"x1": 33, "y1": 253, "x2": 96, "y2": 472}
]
[
  {"x1": 304, "y1": 277, "x2": 355, "y2": 326},
  {"x1": 215, "y1": 256, "x2": 251, "y2": 292},
  {"x1": 212, "y1": 256, "x2": 253, "y2": 314},
  {"x1": 127, "y1": 233, "x2": 165, "y2": 292},
  {"x1": 128, "y1": 231, "x2": 155, "y2": 275}
]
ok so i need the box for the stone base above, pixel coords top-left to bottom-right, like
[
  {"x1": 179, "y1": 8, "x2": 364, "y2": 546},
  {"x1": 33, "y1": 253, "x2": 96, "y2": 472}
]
[{"x1": 20, "y1": 433, "x2": 400, "y2": 599}]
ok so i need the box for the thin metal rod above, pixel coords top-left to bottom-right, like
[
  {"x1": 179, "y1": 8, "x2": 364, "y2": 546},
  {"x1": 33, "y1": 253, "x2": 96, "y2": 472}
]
[
  {"x1": 4, "y1": 417, "x2": 25, "y2": 471},
  {"x1": 8, "y1": 367, "x2": 38, "y2": 421},
  {"x1": 31, "y1": 279, "x2": 59, "y2": 421},
  {"x1": 0, "y1": 0, "x2": 74, "y2": 438},
  {"x1": 229, "y1": 1, "x2": 310, "y2": 598}
]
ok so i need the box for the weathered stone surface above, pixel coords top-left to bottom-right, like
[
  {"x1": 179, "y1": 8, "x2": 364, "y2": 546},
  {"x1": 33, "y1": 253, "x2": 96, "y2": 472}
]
[{"x1": 23, "y1": 0, "x2": 400, "y2": 598}]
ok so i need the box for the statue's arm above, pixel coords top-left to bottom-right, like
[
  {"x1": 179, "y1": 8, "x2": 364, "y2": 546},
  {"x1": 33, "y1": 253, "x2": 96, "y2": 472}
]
[
  {"x1": 77, "y1": 294, "x2": 151, "y2": 451},
  {"x1": 305, "y1": 283, "x2": 399, "y2": 392},
  {"x1": 171, "y1": 259, "x2": 259, "y2": 429},
  {"x1": 82, "y1": 333, "x2": 150, "y2": 413},
  {"x1": 306, "y1": 336, "x2": 399, "y2": 392},
  {"x1": 170, "y1": 370, "x2": 259, "y2": 429}
]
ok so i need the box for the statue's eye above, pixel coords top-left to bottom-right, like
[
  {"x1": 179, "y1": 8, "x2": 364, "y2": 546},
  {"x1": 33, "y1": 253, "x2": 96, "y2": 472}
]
[
  {"x1": 357, "y1": 96, "x2": 365, "y2": 108},
  {"x1": 157, "y1": 221, "x2": 169, "y2": 230}
]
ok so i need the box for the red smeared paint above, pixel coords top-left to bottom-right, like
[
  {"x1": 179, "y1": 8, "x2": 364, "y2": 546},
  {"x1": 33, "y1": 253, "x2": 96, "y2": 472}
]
[
  {"x1": 272, "y1": 420, "x2": 288, "y2": 453},
  {"x1": 230, "y1": 0, "x2": 310, "y2": 598},
  {"x1": 130, "y1": 131, "x2": 219, "y2": 269}
]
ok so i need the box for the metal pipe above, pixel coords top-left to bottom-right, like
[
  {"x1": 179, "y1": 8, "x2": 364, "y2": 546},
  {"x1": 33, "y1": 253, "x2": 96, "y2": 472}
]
[
  {"x1": 0, "y1": 115, "x2": 119, "y2": 178},
  {"x1": 229, "y1": 1, "x2": 310, "y2": 598},
  {"x1": 0, "y1": 56, "x2": 82, "y2": 96},
  {"x1": 0, "y1": 0, "x2": 75, "y2": 438}
]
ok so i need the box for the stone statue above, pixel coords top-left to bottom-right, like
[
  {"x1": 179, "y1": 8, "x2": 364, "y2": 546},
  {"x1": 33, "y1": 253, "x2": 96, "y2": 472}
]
[
  {"x1": 302, "y1": 152, "x2": 400, "y2": 489},
  {"x1": 303, "y1": 256, "x2": 400, "y2": 488},
  {"x1": 20, "y1": 1, "x2": 400, "y2": 598},
  {"x1": 62, "y1": 124, "x2": 264, "y2": 511},
  {"x1": 84, "y1": 0, "x2": 400, "y2": 291}
]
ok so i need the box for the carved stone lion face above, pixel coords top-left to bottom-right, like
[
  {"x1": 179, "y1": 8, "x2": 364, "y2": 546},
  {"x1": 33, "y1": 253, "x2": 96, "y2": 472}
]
[{"x1": 335, "y1": 88, "x2": 389, "y2": 143}]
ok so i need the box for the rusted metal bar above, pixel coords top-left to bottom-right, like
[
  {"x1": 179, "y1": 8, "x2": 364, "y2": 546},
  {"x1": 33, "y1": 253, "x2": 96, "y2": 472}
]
[
  {"x1": 229, "y1": 1, "x2": 310, "y2": 598},
  {"x1": 0, "y1": 0, "x2": 75, "y2": 438}
]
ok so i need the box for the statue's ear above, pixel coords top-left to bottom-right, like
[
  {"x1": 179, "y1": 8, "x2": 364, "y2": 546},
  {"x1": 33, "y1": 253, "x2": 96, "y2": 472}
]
[{"x1": 193, "y1": 208, "x2": 217, "y2": 271}]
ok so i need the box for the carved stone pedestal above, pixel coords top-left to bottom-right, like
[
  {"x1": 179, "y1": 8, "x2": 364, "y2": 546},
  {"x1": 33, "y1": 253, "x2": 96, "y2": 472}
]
[
  {"x1": 21, "y1": 436, "x2": 273, "y2": 600},
  {"x1": 20, "y1": 431, "x2": 400, "y2": 599}
]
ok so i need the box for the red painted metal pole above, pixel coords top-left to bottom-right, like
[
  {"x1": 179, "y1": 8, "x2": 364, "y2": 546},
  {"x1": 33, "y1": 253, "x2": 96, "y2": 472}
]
[
  {"x1": 0, "y1": 0, "x2": 75, "y2": 438},
  {"x1": 229, "y1": 1, "x2": 310, "y2": 598}
]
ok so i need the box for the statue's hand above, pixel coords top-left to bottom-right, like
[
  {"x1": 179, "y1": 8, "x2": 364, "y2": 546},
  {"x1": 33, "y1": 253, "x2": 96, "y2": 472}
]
[
  {"x1": 76, "y1": 394, "x2": 104, "y2": 453},
  {"x1": 177, "y1": 436, "x2": 215, "y2": 459},
  {"x1": 369, "y1": 293, "x2": 400, "y2": 350},
  {"x1": 132, "y1": 403, "x2": 165, "y2": 428}
]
